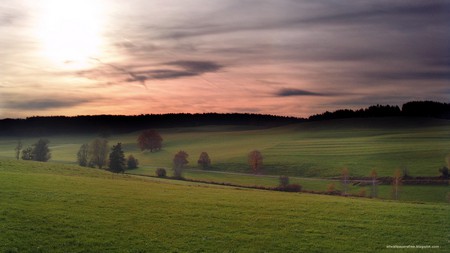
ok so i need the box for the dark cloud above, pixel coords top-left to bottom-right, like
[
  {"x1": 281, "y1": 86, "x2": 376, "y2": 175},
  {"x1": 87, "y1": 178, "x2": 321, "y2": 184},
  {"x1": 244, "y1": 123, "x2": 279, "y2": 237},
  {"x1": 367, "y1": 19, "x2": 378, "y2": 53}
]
[
  {"x1": 83, "y1": 59, "x2": 223, "y2": 85},
  {"x1": 276, "y1": 88, "x2": 329, "y2": 97},
  {"x1": 158, "y1": 1, "x2": 449, "y2": 40},
  {"x1": 294, "y1": 1, "x2": 448, "y2": 28},
  {"x1": 3, "y1": 98, "x2": 92, "y2": 110},
  {"x1": 91, "y1": 58, "x2": 148, "y2": 87},
  {"x1": 144, "y1": 60, "x2": 222, "y2": 80},
  {"x1": 166, "y1": 60, "x2": 222, "y2": 73},
  {"x1": 145, "y1": 69, "x2": 197, "y2": 80},
  {"x1": 364, "y1": 71, "x2": 450, "y2": 81}
]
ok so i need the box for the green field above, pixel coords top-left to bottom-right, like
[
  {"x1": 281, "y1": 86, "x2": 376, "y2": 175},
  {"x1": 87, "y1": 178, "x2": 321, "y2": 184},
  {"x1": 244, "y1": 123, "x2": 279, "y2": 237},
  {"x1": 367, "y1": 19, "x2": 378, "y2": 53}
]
[
  {"x1": 0, "y1": 159, "x2": 448, "y2": 252},
  {"x1": 0, "y1": 117, "x2": 449, "y2": 203},
  {"x1": 1, "y1": 117, "x2": 449, "y2": 177}
]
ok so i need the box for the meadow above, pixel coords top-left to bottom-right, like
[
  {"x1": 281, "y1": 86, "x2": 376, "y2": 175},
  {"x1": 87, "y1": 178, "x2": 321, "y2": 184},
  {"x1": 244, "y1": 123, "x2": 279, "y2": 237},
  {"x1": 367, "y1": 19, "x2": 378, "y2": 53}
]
[
  {"x1": 1, "y1": 117, "x2": 449, "y2": 177},
  {"x1": 0, "y1": 159, "x2": 448, "y2": 252},
  {"x1": 0, "y1": 117, "x2": 448, "y2": 203}
]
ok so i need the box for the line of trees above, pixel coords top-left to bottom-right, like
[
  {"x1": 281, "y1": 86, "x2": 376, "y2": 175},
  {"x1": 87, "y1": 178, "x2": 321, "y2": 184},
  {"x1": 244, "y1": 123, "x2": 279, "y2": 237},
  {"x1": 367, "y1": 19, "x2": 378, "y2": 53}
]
[
  {"x1": 309, "y1": 101, "x2": 450, "y2": 121},
  {"x1": 3, "y1": 101, "x2": 447, "y2": 137},
  {"x1": 0, "y1": 113, "x2": 301, "y2": 136},
  {"x1": 76, "y1": 138, "x2": 138, "y2": 173},
  {"x1": 15, "y1": 139, "x2": 51, "y2": 162}
]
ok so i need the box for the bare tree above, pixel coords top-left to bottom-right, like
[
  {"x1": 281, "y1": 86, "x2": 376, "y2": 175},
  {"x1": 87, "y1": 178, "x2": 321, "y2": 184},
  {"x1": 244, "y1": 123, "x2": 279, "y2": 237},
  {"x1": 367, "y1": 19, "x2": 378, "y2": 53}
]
[
  {"x1": 21, "y1": 147, "x2": 33, "y2": 160},
  {"x1": 370, "y1": 169, "x2": 378, "y2": 198},
  {"x1": 341, "y1": 168, "x2": 350, "y2": 195},
  {"x1": 77, "y1": 143, "x2": 89, "y2": 167},
  {"x1": 392, "y1": 169, "x2": 402, "y2": 200},
  {"x1": 14, "y1": 140, "x2": 22, "y2": 160},
  {"x1": 173, "y1": 150, "x2": 188, "y2": 178},
  {"x1": 248, "y1": 150, "x2": 263, "y2": 174},
  {"x1": 279, "y1": 175, "x2": 290, "y2": 187},
  {"x1": 89, "y1": 138, "x2": 109, "y2": 169}
]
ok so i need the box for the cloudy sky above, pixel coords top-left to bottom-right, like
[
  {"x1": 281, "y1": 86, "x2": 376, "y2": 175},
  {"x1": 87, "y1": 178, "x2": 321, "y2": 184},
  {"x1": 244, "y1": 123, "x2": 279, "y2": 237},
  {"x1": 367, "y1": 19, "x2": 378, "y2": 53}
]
[{"x1": 1, "y1": 0, "x2": 449, "y2": 118}]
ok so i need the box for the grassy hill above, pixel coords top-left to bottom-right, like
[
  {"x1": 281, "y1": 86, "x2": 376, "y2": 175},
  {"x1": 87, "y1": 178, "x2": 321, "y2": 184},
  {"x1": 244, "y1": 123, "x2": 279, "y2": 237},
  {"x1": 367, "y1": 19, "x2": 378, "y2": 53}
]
[
  {"x1": 0, "y1": 159, "x2": 448, "y2": 252},
  {"x1": 1, "y1": 117, "x2": 449, "y2": 178}
]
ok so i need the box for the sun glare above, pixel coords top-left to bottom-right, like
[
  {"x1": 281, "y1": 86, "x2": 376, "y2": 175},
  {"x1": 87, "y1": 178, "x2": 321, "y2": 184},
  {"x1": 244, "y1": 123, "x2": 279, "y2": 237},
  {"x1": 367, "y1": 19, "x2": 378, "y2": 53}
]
[{"x1": 35, "y1": 0, "x2": 106, "y2": 70}]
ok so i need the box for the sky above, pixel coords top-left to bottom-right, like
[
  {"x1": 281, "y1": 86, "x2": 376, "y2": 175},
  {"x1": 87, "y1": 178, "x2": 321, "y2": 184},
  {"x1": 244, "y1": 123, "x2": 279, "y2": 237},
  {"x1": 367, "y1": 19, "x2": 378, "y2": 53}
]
[{"x1": 1, "y1": 0, "x2": 449, "y2": 118}]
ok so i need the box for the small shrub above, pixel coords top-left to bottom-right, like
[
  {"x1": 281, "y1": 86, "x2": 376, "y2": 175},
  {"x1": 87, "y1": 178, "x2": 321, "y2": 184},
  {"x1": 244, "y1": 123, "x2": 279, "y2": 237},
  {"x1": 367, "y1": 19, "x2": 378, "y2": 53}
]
[
  {"x1": 156, "y1": 168, "x2": 167, "y2": 178},
  {"x1": 275, "y1": 183, "x2": 302, "y2": 192},
  {"x1": 439, "y1": 166, "x2": 449, "y2": 179},
  {"x1": 127, "y1": 155, "x2": 139, "y2": 169},
  {"x1": 284, "y1": 184, "x2": 302, "y2": 192},
  {"x1": 326, "y1": 183, "x2": 341, "y2": 195}
]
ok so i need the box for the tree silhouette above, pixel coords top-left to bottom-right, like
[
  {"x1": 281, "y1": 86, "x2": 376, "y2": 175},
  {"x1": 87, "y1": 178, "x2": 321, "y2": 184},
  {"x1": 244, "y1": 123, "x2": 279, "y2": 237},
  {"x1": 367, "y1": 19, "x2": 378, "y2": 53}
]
[
  {"x1": 127, "y1": 155, "x2": 139, "y2": 169},
  {"x1": 21, "y1": 147, "x2": 33, "y2": 160},
  {"x1": 197, "y1": 152, "x2": 211, "y2": 169},
  {"x1": 341, "y1": 168, "x2": 350, "y2": 195},
  {"x1": 89, "y1": 138, "x2": 109, "y2": 169},
  {"x1": 173, "y1": 151, "x2": 188, "y2": 178},
  {"x1": 77, "y1": 144, "x2": 89, "y2": 167},
  {"x1": 31, "y1": 139, "x2": 51, "y2": 162},
  {"x1": 109, "y1": 143, "x2": 126, "y2": 173},
  {"x1": 15, "y1": 140, "x2": 22, "y2": 160},
  {"x1": 370, "y1": 169, "x2": 378, "y2": 198},
  {"x1": 137, "y1": 129, "x2": 163, "y2": 152},
  {"x1": 392, "y1": 169, "x2": 402, "y2": 200},
  {"x1": 248, "y1": 150, "x2": 263, "y2": 174}
]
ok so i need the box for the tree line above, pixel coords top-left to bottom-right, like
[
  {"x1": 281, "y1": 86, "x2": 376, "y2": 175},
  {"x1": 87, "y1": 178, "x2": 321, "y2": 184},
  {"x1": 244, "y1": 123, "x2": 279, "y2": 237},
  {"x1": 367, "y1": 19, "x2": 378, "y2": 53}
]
[
  {"x1": 2, "y1": 101, "x2": 448, "y2": 137},
  {"x1": 0, "y1": 113, "x2": 302, "y2": 136},
  {"x1": 309, "y1": 101, "x2": 450, "y2": 121}
]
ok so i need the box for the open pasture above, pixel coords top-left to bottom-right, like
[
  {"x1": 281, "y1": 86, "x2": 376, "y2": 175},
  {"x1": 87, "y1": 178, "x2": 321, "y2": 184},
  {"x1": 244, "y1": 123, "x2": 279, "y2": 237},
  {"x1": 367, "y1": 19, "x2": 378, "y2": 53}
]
[
  {"x1": 1, "y1": 117, "x2": 449, "y2": 178},
  {"x1": 0, "y1": 159, "x2": 448, "y2": 252}
]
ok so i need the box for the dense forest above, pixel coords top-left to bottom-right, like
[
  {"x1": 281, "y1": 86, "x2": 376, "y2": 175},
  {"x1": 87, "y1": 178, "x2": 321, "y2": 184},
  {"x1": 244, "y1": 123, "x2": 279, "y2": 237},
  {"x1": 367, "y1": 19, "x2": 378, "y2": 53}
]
[
  {"x1": 0, "y1": 101, "x2": 448, "y2": 136},
  {"x1": 309, "y1": 101, "x2": 450, "y2": 121},
  {"x1": 0, "y1": 113, "x2": 303, "y2": 136}
]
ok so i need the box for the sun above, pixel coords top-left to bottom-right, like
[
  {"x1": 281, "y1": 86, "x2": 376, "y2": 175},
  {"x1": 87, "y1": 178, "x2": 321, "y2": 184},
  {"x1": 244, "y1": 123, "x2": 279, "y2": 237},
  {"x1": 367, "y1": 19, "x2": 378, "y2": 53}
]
[{"x1": 35, "y1": 0, "x2": 106, "y2": 70}]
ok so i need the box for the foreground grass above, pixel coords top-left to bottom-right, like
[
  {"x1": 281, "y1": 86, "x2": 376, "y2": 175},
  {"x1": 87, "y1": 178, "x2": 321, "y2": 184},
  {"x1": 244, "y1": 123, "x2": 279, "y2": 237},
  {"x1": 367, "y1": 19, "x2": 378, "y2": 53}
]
[{"x1": 0, "y1": 159, "x2": 448, "y2": 252}]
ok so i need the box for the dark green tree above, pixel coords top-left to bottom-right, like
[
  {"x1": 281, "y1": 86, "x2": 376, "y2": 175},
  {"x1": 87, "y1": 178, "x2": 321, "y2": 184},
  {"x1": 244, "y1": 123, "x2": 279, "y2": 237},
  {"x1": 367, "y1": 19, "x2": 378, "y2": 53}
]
[
  {"x1": 126, "y1": 154, "x2": 139, "y2": 169},
  {"x1": 438, "y1": 166, "x2": 449, "y2": 179},
  {"x1": 173, "y1": 150, "x2": 188, "y2": 178},
  {"x1": 109, "y1": 143, "x2": 126, "y2": 173},
  {"x1": 197, "y1": 152, "x2": 211, "y2": 169},
  {"x1": 31, "y1": 139, "x2": 51, "y2": 162},
  {"x1": 77, "y1": 143, "x2": 89, "y2": 167}
]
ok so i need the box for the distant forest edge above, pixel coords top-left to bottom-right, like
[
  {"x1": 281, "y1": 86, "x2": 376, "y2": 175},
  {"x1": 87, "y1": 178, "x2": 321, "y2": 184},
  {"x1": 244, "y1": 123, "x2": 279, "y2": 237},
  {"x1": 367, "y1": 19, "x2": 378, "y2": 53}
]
[{"x1": 0, "y1": 101, "x2": 448, "y2": 136}]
